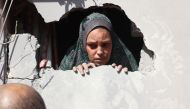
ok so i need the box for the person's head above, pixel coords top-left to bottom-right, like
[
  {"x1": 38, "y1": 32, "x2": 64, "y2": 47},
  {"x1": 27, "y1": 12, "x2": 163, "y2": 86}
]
[
  {"x1": 0, "y1": 83, "x2": 46, "y2": 109},
  {"x1": 81, "y1": 13, "x2": 114, "y2": 65},
  {"x1": 86, "y1": 27, "x2": 112, "y2": 65}
]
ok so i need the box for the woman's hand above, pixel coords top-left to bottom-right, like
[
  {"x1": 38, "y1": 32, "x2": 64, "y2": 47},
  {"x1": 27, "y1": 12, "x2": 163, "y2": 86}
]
[
  {"x1": 72, "y1": 63, "x2": 96, "y2": 76},
  {"x1": 39, "y1": 59, "x2": 48, "y2": 68},
  {"x1": 111, "y1": 63, "x2": 128, "y2": 74}
]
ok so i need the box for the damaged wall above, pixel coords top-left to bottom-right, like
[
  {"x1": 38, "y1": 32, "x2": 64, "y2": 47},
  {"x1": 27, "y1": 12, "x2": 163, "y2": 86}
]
[{"x1": 0, "y1": 0, "x2": 190, "y2": 109}]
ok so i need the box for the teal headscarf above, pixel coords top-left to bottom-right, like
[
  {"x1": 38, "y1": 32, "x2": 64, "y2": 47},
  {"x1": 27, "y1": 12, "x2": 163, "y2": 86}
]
[{"x1": 59, "y1": 13, "x2": 138, "y2": 71}]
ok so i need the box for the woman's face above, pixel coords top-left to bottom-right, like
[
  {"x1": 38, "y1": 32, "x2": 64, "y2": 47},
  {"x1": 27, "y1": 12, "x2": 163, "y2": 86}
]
[{"x1": 86, "y1": 28, "x2": 112, "y2": 65}]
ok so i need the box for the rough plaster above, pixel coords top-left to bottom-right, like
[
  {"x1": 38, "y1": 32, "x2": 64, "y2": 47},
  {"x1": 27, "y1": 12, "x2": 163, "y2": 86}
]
[{"x1": 0, "y1": 0, "x2": 190, "y2": 109}]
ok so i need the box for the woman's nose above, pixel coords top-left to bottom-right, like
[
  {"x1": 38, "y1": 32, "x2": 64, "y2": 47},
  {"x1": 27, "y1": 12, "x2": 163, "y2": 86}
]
[{"x1": 97, "y1": 47, "x2": 103, "y2": 55}]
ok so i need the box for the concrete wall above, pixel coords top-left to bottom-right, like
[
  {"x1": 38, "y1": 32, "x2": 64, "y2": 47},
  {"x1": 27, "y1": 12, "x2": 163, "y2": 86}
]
[
  {"x1": 31, "y1": 0, "x2": 190, "y2": 108},
  {"x1": 1, "y1": 0, "x2": 190, "y2": 109}
]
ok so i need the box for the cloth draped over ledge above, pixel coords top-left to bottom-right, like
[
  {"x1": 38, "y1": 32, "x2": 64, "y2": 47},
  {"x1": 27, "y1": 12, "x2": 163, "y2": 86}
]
[{"x1": 6, "y1": 0, "x2": 144, "y2": 69}]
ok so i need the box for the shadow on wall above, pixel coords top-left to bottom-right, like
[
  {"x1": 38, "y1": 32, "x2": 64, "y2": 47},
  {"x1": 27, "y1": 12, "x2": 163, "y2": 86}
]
[
  {"x1": 143, "y1": 45, "x2": 155, "y2": 59},
  {"x1": 30, "y1": 0, "x2": 98, "y2": 12}
]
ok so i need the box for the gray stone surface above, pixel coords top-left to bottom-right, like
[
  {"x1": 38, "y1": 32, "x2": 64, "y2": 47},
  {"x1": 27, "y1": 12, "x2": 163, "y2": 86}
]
[
  {"x1": 33, "y1": 65, "x2": 187, "y2": 109},
  {"x1": 1, "y1": 0, "x2": 190, "y2": 109},
  {"x1": 40, "y1": 67, "x2": 144, "y2": 109}
]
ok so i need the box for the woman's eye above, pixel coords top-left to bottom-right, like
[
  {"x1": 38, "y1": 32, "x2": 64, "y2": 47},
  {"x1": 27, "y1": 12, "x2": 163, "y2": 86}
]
[
  {"x1": 88, "y1": 44, "x2": 97, "y2": 49},
  {"x1": 102, "y1": 43, "x2": 111, "y2": 48},
  {"x1": 102, "y1": 44, "x2": 107, "y2": 48}
]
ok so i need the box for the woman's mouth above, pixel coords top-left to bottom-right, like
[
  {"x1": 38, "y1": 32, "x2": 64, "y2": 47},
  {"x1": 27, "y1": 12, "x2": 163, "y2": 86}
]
[{"x1": 93, "y1": 59, "x2": 105, "y2": 65}]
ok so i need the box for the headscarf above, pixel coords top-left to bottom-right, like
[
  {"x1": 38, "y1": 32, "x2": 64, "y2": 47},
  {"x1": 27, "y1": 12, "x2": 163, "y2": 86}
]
[{"x1": 59, "y1": 13, "x2": 138, "y2": 71}]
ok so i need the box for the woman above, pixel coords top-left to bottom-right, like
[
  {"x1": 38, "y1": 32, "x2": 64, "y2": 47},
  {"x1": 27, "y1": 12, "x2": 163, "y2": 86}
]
[{"x1": 59, "y1": 13, "x2": 138, "y2": 75}]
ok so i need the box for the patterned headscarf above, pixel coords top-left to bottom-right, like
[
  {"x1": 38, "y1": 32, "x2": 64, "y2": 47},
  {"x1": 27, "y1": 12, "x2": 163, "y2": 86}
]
[{"x1": 59, "y1": 13, "x2": 138, "y2": 71}]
